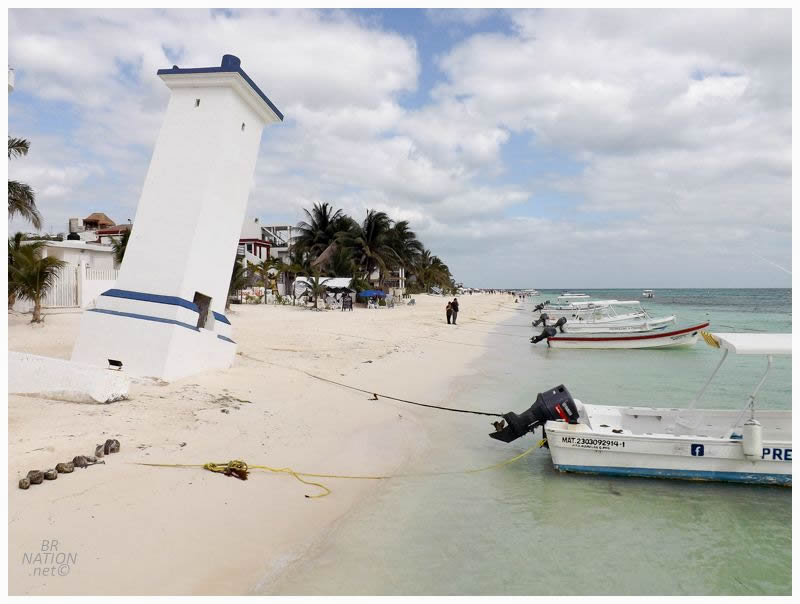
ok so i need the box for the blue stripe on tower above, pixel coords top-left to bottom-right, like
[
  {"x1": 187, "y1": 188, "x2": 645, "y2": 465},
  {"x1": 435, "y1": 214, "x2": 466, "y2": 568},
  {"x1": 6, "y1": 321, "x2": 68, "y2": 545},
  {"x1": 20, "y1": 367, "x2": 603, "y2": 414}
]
[{"x1": 101, "y1": 289, "x2": 232, "y2": 325}]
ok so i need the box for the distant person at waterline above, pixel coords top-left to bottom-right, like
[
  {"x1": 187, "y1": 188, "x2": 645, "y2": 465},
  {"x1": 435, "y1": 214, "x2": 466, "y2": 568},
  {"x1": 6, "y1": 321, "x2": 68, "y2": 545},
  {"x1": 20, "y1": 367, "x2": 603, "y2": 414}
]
[
  {"x1": 446, "y1": 301, "x2": 453, "y2": 324},
  {"x1": 451, "y1": 298, "x2": 459, "y2": 324}
]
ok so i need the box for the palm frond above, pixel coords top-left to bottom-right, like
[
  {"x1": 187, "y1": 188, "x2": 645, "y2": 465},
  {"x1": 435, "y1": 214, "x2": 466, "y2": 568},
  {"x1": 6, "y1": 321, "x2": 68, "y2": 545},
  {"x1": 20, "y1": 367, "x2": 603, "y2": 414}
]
[
  {"x1": 8, "y1": 137, "x2": 30, "y2": 159},
  {"x1": 8, "y1": 180, "x2": 42, "y2": 229}
]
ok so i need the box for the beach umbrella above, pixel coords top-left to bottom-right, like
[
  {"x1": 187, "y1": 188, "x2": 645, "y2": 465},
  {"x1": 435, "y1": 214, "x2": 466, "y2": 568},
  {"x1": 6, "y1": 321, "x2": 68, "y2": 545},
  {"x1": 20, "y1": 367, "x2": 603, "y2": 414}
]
[{"x1": 357, "y1": 289, "x2": 386, "y2": 298}]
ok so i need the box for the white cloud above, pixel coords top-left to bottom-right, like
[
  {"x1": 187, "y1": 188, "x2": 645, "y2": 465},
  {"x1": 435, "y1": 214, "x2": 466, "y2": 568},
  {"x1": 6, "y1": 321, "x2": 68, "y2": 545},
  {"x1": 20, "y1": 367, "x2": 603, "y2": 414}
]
[{"x1": 7, "y1": 8, "x2": 791, "y2": 286}]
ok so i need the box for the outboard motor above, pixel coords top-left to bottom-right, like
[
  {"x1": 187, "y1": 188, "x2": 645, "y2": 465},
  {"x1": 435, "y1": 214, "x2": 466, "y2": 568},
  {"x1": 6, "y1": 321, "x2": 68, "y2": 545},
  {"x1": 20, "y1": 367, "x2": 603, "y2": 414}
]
[
  {"x1": 553, "y1": 316, "x2": 567, "y2": 333},
  {"x1": 531, "y1": 326, "x2": 557, "y2": 343},
  {"x1": 490, "y1": 385, "x2": 579, "y2": 443},
  {"x1": 532, "y1": 313, "x2": 549, "y2": 327},
  {"x1": 533, "y1": 303, "x2": 545, "y2": 313}
]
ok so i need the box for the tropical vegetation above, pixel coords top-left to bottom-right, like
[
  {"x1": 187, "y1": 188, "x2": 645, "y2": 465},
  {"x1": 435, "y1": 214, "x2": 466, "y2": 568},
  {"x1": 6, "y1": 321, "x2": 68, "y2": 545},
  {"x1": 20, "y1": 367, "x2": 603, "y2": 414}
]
[
  {"x1": 292, "y1": 202, "x2": 455, "y2": 294},
  {"x1": 8, "y1": 237, "x2": 66, "y2": 322},
  {"x1": 8, "y1": 137, "x2": 42, "y2": 230},
  {"x1": 112, "y1": 228, "x2": 131, "y2": 265},
  {"x1": 228, "y1": 202, "x2": 456, "y2": 306}
]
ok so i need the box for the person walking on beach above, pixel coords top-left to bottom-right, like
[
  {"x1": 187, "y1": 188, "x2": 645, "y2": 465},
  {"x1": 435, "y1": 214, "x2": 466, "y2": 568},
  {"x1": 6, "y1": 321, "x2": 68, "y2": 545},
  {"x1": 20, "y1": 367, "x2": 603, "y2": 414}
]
[
  {"x1": 446, "y1": 301, "x2": 453, "y2": 324},
  {"x1": 451, "y1": 298, "x2": 459, "y2": 324}
]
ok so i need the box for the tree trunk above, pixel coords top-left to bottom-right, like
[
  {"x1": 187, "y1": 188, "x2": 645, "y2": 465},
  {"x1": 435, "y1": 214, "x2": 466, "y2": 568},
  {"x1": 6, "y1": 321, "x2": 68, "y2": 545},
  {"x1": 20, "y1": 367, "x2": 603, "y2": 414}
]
[{"x1": 32, "y1": 297, "x2": 42, "y2": 323}]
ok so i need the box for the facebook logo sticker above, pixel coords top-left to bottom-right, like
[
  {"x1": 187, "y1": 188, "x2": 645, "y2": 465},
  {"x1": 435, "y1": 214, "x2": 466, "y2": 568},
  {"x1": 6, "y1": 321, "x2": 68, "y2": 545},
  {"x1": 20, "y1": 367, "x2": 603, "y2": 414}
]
[{"x1": 691, "y1": 444, "x2": 705, "y2": 457}]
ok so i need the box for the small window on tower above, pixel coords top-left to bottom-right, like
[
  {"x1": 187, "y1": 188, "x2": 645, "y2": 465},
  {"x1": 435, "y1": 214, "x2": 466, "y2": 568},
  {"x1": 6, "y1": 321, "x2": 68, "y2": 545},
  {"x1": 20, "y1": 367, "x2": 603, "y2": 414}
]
[
  {"x1": 195, "y1": 99, "x2": 200, "y2": 108},
  {"x1": 193, "y1": 292, "x2": 212, "y2": 330},
  {"x1": 241, "y1": 122, "x2": 246, "y2": 131}
]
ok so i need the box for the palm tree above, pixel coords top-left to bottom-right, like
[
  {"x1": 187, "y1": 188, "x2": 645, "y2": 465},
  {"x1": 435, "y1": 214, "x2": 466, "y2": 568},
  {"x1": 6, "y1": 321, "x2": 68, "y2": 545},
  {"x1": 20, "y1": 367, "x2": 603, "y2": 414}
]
[
  {"x1": 226, "y1": 258, "x2": 248, "y2": 310},
  {"x1": 386, "y1": 220, "x2": 424, "y2": 291},
  {"x1": 307, "y1": 270, "x2": 330, "y2": 310},
  {"x1": 9, "y1": 244, "x2": 66, "y2": 322},
  {"x1": 111, "y1": 229, "x2": 131, "y2": 266},
  {"x1": 387, "y1": 221, "x2": 423, "y2": 270},
  {"x1": 8, "y1": 137, "x2": 42, "y2": 230},
  {"x1": 8, "y1": 233, "x2": 45, "y2": 309},
  {"x1": 295, "y1": 202, "x2": 349, "y2": 260},
  {"x1": 414, "y1": 248, "x2": 452, "y2": 292},
  {"x1": 285, "y1": 247, "x2": 313, "y2": 305},
  {"x1": 329, "y1": 244, "x2": 357, "y2": 278},
  {"x1": 337, "y1": 209, "x2": 395, "y2": 286},
  {"x1": 253, "y1": 258, "x2": 276, "y2": 303}
]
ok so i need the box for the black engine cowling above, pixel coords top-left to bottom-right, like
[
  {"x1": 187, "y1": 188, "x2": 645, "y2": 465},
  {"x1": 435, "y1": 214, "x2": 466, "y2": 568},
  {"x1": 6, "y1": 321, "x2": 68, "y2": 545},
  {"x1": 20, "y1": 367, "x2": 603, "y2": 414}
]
[
  {"x1": 531, "y1": 326, "x2": 556, "y2": 343},
  {"x1": 489, "y1": 385, "x2": 579, "y2": 443},
  {"x1": 532, "y1": 313, "x2": 549, "y2": 327}
]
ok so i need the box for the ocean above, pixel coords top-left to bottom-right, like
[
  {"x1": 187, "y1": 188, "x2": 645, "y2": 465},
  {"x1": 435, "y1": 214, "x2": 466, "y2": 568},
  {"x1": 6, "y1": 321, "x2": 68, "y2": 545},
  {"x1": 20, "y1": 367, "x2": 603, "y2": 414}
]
[{"x1": 268, "y1": 289, "x2": 791, "y2": 596}]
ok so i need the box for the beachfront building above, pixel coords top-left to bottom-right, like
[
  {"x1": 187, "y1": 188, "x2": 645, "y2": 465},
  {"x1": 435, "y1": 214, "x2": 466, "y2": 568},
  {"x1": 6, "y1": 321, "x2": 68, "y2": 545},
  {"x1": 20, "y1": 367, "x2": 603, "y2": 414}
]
[
  {"x1": 261, "y1": 224, "x2": 295, "y2": 264},
  {"x1": 384, "y1": 267, "x2": 406, "y2": 298},
  {"x1": 12, "y1": 240, "x2": 119, "y2": 311},
  {"x1": 236, "y1": 218, "x2": 270, "y2": 264},
  {"x1": 238, "y1": 216, "x2": 271, "y2": 266},
  {"x1": 72, "y1": 54, "x2": 283, "y2": 380},
  {"x1": 82, "y1": 212, "x2": 115, "y2": 230},
  {"x1": 293, "y1": 276, "x2": 355, "y2": 307},
  {"x1": 260, "y1": 224, "x2": 297, "y2": 295},
  {"x1": 66, "y1": 213, "x2": 131, "y2": 244}
]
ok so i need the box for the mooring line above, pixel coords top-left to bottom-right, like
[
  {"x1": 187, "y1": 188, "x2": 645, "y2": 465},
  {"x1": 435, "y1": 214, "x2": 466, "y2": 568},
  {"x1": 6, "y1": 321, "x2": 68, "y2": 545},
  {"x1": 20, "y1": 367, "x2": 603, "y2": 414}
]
[
  {"x1": 134, "y1": 444, "x2": 539, "y2": 499},
  {"x1": 302, "y1": 370, "x2": 503, "y2": 417}
]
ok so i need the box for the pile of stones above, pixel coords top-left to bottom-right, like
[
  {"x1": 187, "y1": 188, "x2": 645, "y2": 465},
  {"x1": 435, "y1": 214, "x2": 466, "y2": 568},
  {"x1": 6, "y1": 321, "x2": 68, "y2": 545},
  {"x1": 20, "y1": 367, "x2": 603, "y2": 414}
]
[{"x1": 19, "y1": 439, "x2": 121, "y2": 490}]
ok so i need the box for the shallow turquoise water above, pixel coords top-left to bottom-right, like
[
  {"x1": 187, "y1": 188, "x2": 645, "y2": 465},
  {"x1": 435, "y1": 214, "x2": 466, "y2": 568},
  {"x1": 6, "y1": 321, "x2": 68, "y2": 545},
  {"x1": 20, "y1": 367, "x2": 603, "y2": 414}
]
[{"x1": 269, "y1": 289, "x2": 791, "y2": 595}]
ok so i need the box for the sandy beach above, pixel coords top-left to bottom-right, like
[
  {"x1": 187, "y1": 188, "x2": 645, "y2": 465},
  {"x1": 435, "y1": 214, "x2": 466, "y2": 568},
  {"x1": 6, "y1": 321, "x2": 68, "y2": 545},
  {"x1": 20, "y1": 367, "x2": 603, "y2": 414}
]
[{"x1": 8, "y1": 293, "x2": 514, "y2": 595}]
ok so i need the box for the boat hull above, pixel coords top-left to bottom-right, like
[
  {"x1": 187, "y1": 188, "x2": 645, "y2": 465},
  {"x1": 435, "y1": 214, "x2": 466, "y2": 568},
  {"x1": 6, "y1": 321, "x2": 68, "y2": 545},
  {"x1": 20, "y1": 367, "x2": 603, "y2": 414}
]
[
  {"x1": 544, "y1": 407, "x2": 791, "y2": 486},
  {"x1": 548, "y1": 322, "x2": 708, "y2": 349}
]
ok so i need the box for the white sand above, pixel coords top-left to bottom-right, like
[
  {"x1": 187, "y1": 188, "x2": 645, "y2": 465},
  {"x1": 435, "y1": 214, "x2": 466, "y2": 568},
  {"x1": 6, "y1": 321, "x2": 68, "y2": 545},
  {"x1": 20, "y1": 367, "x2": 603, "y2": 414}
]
[{"x1": 8, "y1": 293, "x2": 517, "y2": 595}]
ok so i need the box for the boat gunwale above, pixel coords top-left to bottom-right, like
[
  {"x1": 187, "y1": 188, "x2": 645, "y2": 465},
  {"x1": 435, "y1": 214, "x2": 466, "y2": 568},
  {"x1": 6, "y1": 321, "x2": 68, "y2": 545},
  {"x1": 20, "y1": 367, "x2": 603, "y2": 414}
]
[{"x1": 548, "y1": 321, "x2": 709, "y2": 342}]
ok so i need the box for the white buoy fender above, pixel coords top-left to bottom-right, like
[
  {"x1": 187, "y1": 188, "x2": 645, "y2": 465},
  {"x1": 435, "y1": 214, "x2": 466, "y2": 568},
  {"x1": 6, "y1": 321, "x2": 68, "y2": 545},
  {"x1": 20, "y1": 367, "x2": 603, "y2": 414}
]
[{"x1": 742, "y1": 418, "x2": 763, "y2": 460}]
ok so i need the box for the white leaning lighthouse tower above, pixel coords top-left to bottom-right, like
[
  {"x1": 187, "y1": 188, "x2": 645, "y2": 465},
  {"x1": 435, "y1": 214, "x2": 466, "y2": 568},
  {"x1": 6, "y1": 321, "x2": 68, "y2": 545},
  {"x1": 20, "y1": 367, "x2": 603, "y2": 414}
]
[{"x1": 72, "y1": 55, "x2": 282, "y2": 380}]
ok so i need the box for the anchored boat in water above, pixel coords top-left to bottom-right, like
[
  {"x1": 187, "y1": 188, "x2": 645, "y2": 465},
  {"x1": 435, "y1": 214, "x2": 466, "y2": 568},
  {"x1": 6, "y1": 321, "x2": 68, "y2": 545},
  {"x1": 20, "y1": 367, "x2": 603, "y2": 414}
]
[
  {"x1": 491, "y1": 332, "x2": 791, "y2": 485},
  {"x1": 535, "y1": 300, "x2": 675, "y2": 326},
  {"x1": 543, "y1": 321, "x2": 709, "y2": 349}
]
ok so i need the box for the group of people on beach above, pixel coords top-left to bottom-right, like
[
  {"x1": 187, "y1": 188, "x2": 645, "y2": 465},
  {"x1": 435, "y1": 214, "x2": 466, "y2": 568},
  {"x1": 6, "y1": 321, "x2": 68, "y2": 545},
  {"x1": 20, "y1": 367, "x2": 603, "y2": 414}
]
[{"x1": 445, "y1": 298, "x2": 459, "y2": 324}]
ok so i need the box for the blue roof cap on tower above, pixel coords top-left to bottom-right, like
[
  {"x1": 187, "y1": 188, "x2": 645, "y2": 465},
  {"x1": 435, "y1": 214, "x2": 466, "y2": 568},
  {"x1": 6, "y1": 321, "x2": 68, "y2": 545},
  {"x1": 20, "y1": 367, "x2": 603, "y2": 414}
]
[{"x1": 157, "y1": 54, "x2": 283, "y2": 121}]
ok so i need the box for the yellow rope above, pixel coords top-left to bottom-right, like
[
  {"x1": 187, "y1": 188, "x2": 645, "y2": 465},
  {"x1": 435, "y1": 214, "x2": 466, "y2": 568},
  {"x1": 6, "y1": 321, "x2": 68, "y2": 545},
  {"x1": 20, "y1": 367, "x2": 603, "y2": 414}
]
[
  {"x1": 135, "y1": 443, "x2": 539, "y2": 499},
  {"x1": 701, "y1": 331, "x2": 720, "y2": 348}
]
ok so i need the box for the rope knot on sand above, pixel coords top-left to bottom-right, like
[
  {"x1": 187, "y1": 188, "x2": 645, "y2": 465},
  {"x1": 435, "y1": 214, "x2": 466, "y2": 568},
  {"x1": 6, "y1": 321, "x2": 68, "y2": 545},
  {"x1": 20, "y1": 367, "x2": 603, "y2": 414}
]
[{"x1": 203, "y1": 460, "x2": 249, "y2": 481}]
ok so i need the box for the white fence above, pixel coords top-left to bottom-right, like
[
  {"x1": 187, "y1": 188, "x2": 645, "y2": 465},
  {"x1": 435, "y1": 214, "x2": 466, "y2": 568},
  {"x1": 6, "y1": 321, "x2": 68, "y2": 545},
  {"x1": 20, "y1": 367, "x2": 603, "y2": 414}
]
[
  {"x1": 43, "y1": 266, "x2": 79, "y2": 308},
  {"x1": 12, "y1": 265, "x2": 119, "y2": 312},
  {"x1": 85, "y1": 268, "x2": 119, "y2": 281},
  {"x1": 81, "y1": 267, "x2": 119, "y2": 308}
]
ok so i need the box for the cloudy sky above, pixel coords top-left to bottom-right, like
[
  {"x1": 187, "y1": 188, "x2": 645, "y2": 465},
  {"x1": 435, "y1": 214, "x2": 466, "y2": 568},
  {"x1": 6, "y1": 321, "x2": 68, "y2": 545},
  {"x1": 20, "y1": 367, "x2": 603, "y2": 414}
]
[{"x1": 8, "y1": 8, "x2": 792, "y2": 288}]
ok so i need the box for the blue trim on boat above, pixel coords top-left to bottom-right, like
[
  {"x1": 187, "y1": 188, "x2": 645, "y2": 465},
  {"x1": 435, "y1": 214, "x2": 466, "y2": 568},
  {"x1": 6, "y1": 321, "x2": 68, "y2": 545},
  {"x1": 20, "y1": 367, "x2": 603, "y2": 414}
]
[
  {"x1": 101, "y1": 289, "x2": 199, "y2": 313},
  {"x1": 217, "y1": 335, "x2": 235, "y2": 344},
  {"x1": 212, "y1": 311, "x2": 231, "y2": 325},
  {"x1": 88, "y1": 308, "x2": 199, "y2": 332},
  {"x1": 554, "y1": 464, "x2": 791, "y2": 486},
  {"x1": 157, "y1": 54, "x2": 284, "y2": 121}
]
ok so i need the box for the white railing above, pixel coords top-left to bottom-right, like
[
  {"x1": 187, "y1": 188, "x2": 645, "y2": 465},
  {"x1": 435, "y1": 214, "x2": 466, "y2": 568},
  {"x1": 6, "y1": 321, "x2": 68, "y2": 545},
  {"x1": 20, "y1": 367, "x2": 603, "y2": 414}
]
[{"x1": 85, "y1": 267, "x2": 119, "y2": 281}]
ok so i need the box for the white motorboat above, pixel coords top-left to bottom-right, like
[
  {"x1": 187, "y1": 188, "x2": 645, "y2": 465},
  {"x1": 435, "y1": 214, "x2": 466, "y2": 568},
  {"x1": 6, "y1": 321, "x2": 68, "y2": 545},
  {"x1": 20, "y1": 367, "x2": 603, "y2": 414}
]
[
  {"x1": 557, "y1": 292, "x2": 590, "y2": 301},
  {"x1": 534, "y1": 300, "x2": 676, "y2": 329},
  {"x1": 544, "y1": 321, "x2": 708, "y2": 349},
  {"x1": 491, "y1": 332, "x2": 791, "y2": 486},
  {"x1": 559, "y1": 321, "x2": 669, "y2": 334},
  {"x1": 642, "y1": 289, "x2": 655, "y2": 298}
]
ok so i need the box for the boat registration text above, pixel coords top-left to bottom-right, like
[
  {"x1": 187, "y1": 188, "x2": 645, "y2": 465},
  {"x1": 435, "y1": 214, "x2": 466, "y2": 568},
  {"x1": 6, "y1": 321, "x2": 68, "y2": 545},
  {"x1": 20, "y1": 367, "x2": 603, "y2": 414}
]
[{"x1": 559, "y1": 436, "x2": 625, "y2": 450}]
